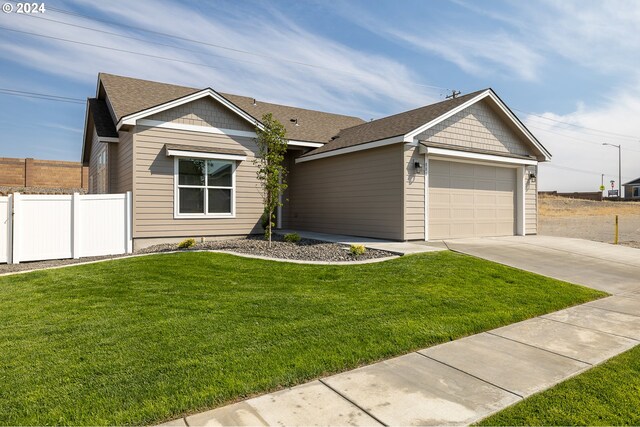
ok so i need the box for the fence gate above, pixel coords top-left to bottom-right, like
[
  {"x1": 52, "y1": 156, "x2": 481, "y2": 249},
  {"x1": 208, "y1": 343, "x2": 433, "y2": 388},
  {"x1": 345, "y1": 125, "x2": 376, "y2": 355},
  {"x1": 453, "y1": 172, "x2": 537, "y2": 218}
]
[
  {"x1": 0, "y1": 196, "x2": 9, "y2": 264},
  {"x1": 5, "y1": 192, "x2": 132, "y2": 264}
]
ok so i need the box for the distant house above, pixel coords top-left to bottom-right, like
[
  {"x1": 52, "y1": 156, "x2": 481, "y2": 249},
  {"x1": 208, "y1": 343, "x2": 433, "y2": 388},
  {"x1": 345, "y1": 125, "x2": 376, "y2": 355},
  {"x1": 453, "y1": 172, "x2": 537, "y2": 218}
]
[
  {"x1": 81, "y1": 73, "x2": 551, "y2": 249},
  {"x1": 623, "y1": 177, "x2": 640, "y2": 200}
]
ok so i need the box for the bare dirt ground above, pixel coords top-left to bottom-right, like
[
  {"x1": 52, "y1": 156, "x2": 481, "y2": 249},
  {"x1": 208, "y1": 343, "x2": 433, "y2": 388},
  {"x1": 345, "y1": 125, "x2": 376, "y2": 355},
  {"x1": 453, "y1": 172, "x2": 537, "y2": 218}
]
[{"x1": 539, "y1": 195, "x2": 640, "y2": 248}]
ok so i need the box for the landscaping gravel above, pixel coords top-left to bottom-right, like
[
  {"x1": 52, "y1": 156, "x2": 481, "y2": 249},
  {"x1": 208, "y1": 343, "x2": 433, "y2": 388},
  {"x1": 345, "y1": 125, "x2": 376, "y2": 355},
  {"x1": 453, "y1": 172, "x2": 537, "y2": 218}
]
[
  {"x1": 138, "y1": 235, "x2": 396, "y2": 262},
  {"x1": 0, "y1": 236, "x2": 395, "y2": 275}
]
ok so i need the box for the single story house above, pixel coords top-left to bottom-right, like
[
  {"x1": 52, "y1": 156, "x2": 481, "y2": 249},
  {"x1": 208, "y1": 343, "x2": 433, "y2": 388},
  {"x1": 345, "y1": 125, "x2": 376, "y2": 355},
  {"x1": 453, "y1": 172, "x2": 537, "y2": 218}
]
[
  {"x1": 82, "y1": 73, "x2": 551, "y2": 249},
  {"x1": 623, "y1": 177, "x2": 640, "y2": 200}
]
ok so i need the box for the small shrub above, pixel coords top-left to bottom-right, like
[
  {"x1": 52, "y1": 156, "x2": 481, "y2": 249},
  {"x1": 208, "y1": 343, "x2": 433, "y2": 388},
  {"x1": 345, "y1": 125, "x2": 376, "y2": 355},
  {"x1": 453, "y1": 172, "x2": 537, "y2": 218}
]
[
  {"x1": 177, "y1": 238, "x2": 196, "y2": 249},
  {"x1": 284, "y1": 233, "x2": 301, "y2": 243},
  {"x1": 350, "y1": 244, "x2": 366, "y2": 256}
]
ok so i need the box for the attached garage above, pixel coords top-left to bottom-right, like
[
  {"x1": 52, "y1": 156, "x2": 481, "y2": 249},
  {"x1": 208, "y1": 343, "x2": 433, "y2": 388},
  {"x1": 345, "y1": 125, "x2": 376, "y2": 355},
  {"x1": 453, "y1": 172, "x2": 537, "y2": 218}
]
[
  {"x1": 428, "y1": 159, "x2": 517, "y2": 239},
  {"x1": 294, "y1": 88, "x2": 550, "y2": 242}
]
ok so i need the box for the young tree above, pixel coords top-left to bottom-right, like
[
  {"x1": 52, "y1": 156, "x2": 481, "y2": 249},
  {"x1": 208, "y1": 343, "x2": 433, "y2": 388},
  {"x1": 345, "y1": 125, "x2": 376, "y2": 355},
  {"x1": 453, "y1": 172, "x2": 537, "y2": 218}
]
[{"x1": 254, "y1": 113, "x2": 288, "y2": 245}]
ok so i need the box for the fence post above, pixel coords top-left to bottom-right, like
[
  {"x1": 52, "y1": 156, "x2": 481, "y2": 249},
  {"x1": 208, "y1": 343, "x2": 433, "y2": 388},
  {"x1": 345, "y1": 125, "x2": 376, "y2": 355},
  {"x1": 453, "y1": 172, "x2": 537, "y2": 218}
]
[
  {"x1": 125, "y1": 191, "x2": 133, "y2": 253},
  {"x1": 6, "y1": 194, "x2": 13, "y2": 265},
  {"x1": 72, "y1": 192, "x2": 80, "y2": 259},
  {"x1": 11, "y1": 192, "x2": 20, "y2": 264}
]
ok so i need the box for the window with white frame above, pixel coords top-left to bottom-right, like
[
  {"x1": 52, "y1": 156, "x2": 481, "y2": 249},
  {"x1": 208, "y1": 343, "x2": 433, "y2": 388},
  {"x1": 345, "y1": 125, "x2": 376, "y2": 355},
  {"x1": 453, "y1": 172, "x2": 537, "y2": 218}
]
[
  {"x1": 175, "y1": 157, "x2": 235, "y2": 216},
  {"x1": 634, "y1": 186, "x2": 640, "y2": 198}
]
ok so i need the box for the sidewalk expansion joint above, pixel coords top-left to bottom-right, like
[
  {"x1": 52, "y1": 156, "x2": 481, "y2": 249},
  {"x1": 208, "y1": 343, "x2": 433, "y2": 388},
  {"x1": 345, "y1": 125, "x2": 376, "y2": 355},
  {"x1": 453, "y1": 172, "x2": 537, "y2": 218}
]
[
  {"x1": 583, "y1": 304, "x2": 640, "y2": 319},
  {"x1": 415, "y1": 351, "x2": 524, "y2": 399},
  {"x1": 541, "y1": 316, "x2": 640, "y2": 342},
  {"x1": 317, "y1": 378, "x2": 388, "y2": 427},
  {"x1": 485, "y1": 331, "x2": 593, "y2": 366}
]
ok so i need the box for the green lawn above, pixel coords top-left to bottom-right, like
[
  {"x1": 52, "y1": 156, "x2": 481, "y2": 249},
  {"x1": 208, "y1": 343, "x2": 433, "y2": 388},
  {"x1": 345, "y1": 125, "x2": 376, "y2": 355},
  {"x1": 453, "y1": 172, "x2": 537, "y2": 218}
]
[
  {"x1": 478, "y1": 344, "x2": 640, "y2": 426},
  {"x1": 0, "y1": 251, "x2": 604, "y2": 425}
]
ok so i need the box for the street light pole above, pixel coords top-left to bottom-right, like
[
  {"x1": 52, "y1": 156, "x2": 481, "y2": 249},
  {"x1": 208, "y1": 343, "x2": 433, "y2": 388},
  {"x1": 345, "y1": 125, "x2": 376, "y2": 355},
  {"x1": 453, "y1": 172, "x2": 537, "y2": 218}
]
[{"x1": 603, "y1": 143, "x2": 622, "y2": 198}]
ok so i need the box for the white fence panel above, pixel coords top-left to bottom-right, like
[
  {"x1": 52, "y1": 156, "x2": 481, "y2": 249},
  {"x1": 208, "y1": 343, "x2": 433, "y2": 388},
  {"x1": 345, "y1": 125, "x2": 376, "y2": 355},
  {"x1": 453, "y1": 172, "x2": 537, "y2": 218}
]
[
  {"x1": 17, "y1": 194, "x2": 73, "y2": 262},
  {"x1": 4, "y1": 192, "x2": 132, "y2": 264},
  {"x1": 77, "y1": 194, "x2": 128, "y2": 257},
  {"x1": 0, "y1": 196, "x2": 10, "y2": 264}
]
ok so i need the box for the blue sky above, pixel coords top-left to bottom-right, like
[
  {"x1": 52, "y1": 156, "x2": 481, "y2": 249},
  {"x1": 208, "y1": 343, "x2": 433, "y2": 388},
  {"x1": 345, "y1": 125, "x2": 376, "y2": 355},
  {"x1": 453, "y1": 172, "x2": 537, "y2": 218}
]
[{"x1": 1, "y1": 0, "x2": 639, "y2": 191}]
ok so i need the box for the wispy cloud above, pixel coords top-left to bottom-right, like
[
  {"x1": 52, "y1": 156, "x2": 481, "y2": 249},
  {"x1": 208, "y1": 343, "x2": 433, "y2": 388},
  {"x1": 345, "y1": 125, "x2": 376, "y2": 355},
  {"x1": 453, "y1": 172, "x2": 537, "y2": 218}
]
[
  {"x1": 526, "y1": 84, "x2": 640, "y2": 191},
  {"x1": 329, "y1": 2, "x2": 542, "y2": 82},
  {"x1": 388, "y1": 29, "x2": 542, "y2": 81},
  {"x1": 0, "y1": 0, "x2": 442, "y2": 119}
]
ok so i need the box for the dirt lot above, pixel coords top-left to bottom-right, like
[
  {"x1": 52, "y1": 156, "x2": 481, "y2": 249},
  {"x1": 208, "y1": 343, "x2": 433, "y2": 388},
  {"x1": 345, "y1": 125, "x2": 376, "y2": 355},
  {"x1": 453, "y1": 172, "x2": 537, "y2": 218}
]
[{"x1": 539, "y1": 196, "x2": 640, "y2": 248}]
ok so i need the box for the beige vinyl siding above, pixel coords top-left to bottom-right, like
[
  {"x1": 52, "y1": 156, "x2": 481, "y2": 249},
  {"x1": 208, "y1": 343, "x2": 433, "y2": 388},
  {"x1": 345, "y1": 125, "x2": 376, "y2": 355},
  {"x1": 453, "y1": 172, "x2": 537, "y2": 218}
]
[
  {"x1": 132, "y1": 125, "x2": 262, "y2": 239},
  {"x1": 404, "y1": 144, "x2": 425, "y2": 240},
  {"x1": 147, "y1": 97, "x2": 255, "y2": 131},
  {"x1": 526, "y1": 166, "x2": 537, "y2": 234},
  {"x1": 416, "y1": 100, "x2": 531, "y2": 156},
  {"x1": 284, "y1": 144, "x2": 404, "y2": 240},
  {"x1": 88, "y1": 129, "x2": 108, "y2": 194},
  {"x1": 108, "y1": 131, "x2": 133, "y2": 193}
]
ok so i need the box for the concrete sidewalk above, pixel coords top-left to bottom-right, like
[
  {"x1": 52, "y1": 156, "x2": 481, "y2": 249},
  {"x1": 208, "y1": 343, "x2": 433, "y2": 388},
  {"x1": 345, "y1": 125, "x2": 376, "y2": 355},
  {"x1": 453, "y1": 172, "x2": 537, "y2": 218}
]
[{"x1": 160, "y1": 292, "x2": 640, "y2": 426}]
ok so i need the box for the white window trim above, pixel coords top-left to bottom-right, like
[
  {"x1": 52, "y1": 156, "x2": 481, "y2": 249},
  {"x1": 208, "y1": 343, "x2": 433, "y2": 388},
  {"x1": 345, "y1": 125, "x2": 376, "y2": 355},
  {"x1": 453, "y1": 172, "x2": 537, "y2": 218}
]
[
  {"x1": 173, "y1": 156, "x2": 237, "y2": 219},
  {"x1": 166, "y1": 147, "x2": 247, "y2": 161}
]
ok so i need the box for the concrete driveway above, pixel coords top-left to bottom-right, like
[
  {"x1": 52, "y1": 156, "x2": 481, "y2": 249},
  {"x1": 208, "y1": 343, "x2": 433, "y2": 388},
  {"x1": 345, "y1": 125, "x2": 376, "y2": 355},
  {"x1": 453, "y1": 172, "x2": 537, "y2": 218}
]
[{"x1": 444, "y1": 235, "x2": 640, "y2": 295}]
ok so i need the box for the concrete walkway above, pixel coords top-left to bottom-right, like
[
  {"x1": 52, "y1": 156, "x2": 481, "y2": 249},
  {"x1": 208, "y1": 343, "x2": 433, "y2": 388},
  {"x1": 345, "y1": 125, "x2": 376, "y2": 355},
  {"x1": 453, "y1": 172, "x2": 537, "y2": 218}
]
[
  {"x1": 275, "y1": 230, "x2": 445, "y2": 255},
  {"x1": 444, "y1": 235, "x2": 640, "y2": 295}
]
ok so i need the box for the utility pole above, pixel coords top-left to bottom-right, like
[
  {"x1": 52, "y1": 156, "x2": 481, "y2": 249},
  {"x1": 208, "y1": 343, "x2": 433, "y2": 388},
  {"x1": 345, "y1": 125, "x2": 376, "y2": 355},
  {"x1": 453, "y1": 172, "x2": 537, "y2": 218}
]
[
  {"x1": 603, "y1": 143, "x2": 622, "y2": 198},
  {"x1": 445, "y1": 90, "x2": 461, "y2": 100}
]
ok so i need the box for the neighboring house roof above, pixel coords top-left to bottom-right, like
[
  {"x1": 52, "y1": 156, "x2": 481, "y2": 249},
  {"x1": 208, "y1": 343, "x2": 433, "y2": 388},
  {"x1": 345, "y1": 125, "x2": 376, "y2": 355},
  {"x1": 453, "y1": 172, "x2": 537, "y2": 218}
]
[
  {"x1": 98, "y1": 73, "x2": 365, "y2": 143},
  {"x1": 623, "y1": 177, "x2": 640, "y2": 186},
  {"x1": 306, "y1": 90, "x2": 486, "y2": 156},
  {"x1": 88, "y1": 98, "x2": 118, "y2": 138}
]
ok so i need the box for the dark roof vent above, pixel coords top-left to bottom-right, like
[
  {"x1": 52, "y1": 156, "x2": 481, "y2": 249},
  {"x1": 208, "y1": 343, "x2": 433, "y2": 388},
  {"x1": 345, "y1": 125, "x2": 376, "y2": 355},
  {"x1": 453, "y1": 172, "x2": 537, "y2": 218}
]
[
  {"x1": 252, "y1": 98, "x2": 257, "y2": 106},
  {"x1": 290, "y1": 118, "x2": 299, "y2": 126}
]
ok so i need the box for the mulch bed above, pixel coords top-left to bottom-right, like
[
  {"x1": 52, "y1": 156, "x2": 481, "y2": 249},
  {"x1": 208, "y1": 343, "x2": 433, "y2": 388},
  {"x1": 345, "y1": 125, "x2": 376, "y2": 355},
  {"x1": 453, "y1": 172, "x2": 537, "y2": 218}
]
[
  {"x1": 138, "y1": 235, "x2": 394, "y2": 262},
  {"x1": 0, "y1": 236, "x2": 395, "y2": 275}
]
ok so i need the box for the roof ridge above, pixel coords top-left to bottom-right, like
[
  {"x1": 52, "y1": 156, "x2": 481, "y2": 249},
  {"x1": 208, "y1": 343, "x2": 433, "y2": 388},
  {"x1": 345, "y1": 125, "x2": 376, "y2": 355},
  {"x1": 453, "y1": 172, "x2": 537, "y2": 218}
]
[
  {"x1": 99, "y1": 73, "x2": 364, "y2": 122},
  {"x1": 221, "y1": 92, "x2": 364, "y2": 121}
]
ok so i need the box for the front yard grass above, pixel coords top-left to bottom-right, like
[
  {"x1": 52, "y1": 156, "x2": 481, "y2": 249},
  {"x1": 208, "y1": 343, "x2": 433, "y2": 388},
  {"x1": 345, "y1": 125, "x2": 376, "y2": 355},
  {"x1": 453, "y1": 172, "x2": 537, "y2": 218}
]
[
  {"x1": 478, "y1": 344, "x2": 640, "y2": 426},
  {"x1": 0, "y1": 251, "x2": 604, "y2": 425}
]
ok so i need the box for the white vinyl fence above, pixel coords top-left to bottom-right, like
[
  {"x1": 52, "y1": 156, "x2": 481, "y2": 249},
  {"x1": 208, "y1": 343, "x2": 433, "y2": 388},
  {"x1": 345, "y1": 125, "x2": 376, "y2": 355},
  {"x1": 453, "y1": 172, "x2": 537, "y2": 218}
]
[
  {"x1": 1, "y1": 192, "x2": 132, "y2": 264},
  {"x1": 0, "y1": 196, "x2": 10, "y2": 264}
]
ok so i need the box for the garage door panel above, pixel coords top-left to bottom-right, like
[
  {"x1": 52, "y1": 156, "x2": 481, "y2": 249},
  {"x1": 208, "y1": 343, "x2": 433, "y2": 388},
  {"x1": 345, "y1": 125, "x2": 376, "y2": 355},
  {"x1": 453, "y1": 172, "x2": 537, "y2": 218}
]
[
  {"x1": 429, "y1": 175, "x2": 451, "y2": 188},
  {"x1": 451, "y1": 208, "x2": 474, "y2": 219},
  {"x1": 450, "y1": 177, "x2": 475, "y2": 190},
  {"x1": 474, "y1": 166, "x2": 498, "y2": 179},
  {"x1": 430, "y1": 159, "x2": 451, "y2": 174},
  {"x1": 495, "y1": 167, "x2": 515, "y2": 180},
  {"x1": 450, "y1": 162, "x2": 476, "y2": 177},
  {"x1": 429, "y1": 160, "x2": 516, "y2": 239}
]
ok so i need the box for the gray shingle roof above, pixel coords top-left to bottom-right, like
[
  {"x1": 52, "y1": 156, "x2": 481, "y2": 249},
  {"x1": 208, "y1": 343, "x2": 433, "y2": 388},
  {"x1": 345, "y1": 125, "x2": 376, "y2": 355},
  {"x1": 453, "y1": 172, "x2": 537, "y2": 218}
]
[
  {"x1": 623, "y1": 177, "x2": 640, "y2": 186},
  {"x1": 301, "y1": 89, "x2": 488, "y2": 156},
  {"x1": 98, "y1": 73, "x2": 365, "y2": 144}
]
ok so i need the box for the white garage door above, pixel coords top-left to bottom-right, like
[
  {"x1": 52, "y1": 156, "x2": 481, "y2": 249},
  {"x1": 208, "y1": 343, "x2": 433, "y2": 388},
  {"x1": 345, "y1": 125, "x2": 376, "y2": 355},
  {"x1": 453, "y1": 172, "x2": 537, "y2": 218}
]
[{"x1": 429, "y1": 160, "x2": 516, "y2": 239}]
